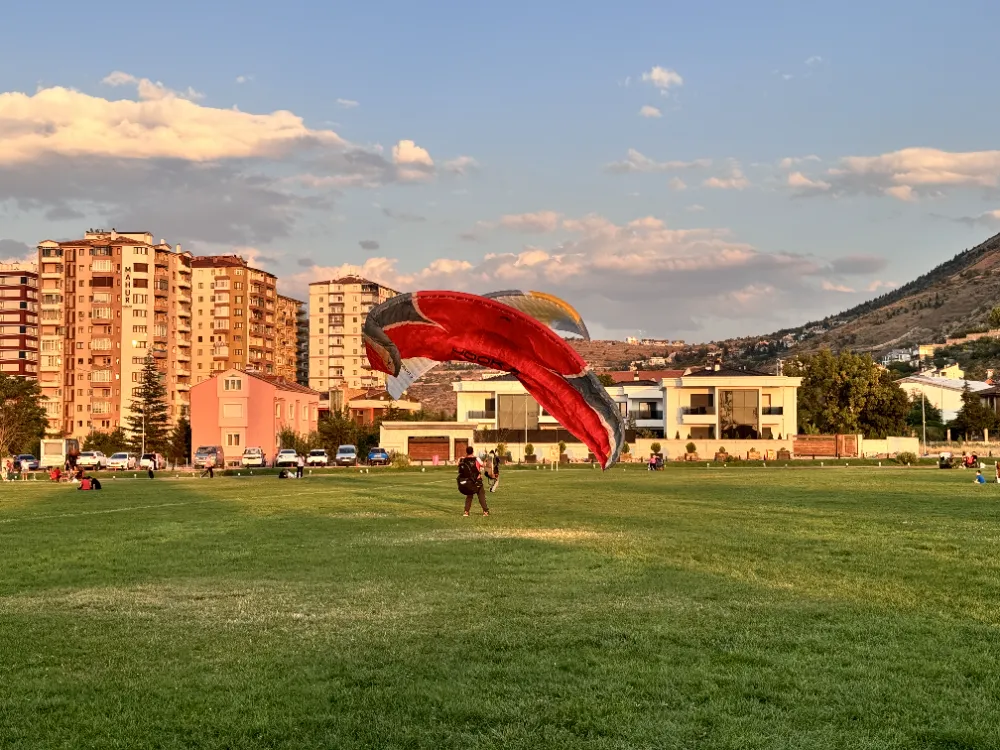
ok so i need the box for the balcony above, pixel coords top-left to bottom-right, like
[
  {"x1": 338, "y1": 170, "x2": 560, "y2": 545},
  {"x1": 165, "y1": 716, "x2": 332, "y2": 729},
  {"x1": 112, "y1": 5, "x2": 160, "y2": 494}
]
[
  {"x1": 762, "y1": 406, "x2": 784, "y2": 419},
  {"x1": 177, "y1": 308, "x2": 192, "y2": 319},
  {"x1": 177, "y1": 382, "x2": 191, "y2": 391},
  {"x1": 467, "y1": 410, "x2": 497, "y2": 420},
  {"x1": 176, "y1": 366, "x2": 191, "y2": 377},
  {"x1": 680, "y1": 405, "x2": 716, "y2": 424},
  {"x1": 177, "y1": 338, "x2": 192, "y2": 349}
]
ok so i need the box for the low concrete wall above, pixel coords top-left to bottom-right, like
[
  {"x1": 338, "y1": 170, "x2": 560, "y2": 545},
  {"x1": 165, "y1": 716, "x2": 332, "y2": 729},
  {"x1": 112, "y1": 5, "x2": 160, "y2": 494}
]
[{"x1": 858, "y1": 436, "x2": 920, "y2": 457}]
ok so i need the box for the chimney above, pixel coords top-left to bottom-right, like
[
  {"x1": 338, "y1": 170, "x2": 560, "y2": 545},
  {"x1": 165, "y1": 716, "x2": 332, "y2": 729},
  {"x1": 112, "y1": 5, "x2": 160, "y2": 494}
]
[
  {"x1": 633, "y1": 371, "x2": 640, "y2": 381},
  {"x1": 110, "y1": 228, "x2": 118, "y2": 240},
  {"x1": 175, "y1": 244, "x2": 182, "y2": 253}
]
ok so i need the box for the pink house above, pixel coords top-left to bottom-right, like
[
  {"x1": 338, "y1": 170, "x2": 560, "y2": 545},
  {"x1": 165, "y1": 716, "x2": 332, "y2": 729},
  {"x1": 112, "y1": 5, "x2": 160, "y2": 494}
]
[{"x1": 190, "y1": 368, "x2": 321, "y2": 465}]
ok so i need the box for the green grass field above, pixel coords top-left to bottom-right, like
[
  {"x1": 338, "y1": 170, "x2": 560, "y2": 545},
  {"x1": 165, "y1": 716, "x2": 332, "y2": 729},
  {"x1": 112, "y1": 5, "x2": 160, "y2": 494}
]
[{"x1": 2, "y1": 466, "x2": 999, "y2": 749}]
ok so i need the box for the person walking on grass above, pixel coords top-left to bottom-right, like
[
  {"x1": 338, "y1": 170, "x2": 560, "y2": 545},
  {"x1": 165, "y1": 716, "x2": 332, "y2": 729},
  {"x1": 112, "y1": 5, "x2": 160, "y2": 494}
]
[
  {"x1": 486, "y1": 449, "x2": 501, "y2": 493},
  {"x1": 201, "y1": 455, "x2": 215, "y2": 479},
  {"x1": 457, "y1": 446, "x2": 489, "y2": 517}
]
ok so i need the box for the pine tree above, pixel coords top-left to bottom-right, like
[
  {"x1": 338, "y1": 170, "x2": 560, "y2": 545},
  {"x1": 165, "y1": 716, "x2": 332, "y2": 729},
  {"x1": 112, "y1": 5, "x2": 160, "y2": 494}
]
[
  {"x1": 126, "y1": 355, "x2": 170, "y2": 454},
  {"x1": 166, "y1": 415, "x2": 192, "y2": 467}
]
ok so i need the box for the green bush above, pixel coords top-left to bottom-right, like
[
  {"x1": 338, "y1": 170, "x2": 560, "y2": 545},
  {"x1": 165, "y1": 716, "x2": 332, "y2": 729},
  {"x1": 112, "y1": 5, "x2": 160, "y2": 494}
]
[
  {"x1": 524, "y1": 443, "x2": 535, "y2": 457},
  {"x1": 390, "y1": 452, "x2": 410, "y2": 468},
  {"x1": 685, "y1": 442, "x2": 696, "y2": 454},
  {"x1": 650, "y1": 442, "x2": 662, "y2": 454},
  {"x1": 895, "y1": 451, "x2": 917, "y2": 465}
]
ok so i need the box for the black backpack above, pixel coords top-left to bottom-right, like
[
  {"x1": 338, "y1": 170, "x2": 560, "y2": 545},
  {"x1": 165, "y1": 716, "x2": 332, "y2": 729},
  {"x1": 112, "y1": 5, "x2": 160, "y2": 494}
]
[{"x1": 456, "y1": 456, "x2": 481, "y2": 495}]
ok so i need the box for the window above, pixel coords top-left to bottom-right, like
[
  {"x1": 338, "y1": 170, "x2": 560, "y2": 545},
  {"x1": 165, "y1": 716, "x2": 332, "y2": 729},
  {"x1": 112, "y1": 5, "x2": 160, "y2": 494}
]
[
  {"x1": 134, "y1": 263, "x2": 149, "y2": 272},
  {"x1": 227, "y1": 433, "x2": 241, "y2": 447},
  {"x1": 224, "y1": 377, "x2": 242, "y2": 391}
]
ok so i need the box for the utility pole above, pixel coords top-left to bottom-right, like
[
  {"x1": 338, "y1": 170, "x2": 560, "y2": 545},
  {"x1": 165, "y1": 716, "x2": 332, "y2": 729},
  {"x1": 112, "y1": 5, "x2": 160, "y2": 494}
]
[{"x1": 921, "y1": 394, "x2": 926, "y2": 456}]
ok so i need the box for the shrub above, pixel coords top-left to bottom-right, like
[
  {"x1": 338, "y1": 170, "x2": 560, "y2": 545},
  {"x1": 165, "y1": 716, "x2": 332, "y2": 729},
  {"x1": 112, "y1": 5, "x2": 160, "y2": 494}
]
[
  {"x1": 685, "y1": 442, "x2": 696, "y2": 454},
  {"x1": 718, "y1": 446, "x2": 727, "y2": 454},
  {"x1": 558, "y1": 440, "x2": 567, "y2": 454},
  {"x1": 650, "y1": 442, "x2": 661, "y2": 454},
  {"x1": 895, "y1": 451, "x2": 917, "y2": 465},
  {"x1": 622, "y1": 443, "x2": 631, "y2": 455},
  {"x1": 390, "y1": 451, "x2": 410, "y2": 468},
  {"x1": 675, "y1": 432, "x2": 680, "y2": 440},
  {"x1": 524, "y1": 443, "x2": 535, "y2": 457}
]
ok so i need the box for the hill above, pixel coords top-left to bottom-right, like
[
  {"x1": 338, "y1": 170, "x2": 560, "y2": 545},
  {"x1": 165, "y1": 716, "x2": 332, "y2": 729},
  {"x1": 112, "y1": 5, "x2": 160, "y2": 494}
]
[{"x1": 727, "y1": 231, "x2": 1000, "y2": 364}]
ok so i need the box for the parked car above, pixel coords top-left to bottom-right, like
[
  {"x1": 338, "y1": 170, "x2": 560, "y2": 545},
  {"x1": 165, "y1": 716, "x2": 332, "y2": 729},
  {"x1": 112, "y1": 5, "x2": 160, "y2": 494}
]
[
  {"x1": 275, "y1": 449, "x2": 299, "y2": 468},
  {"x1": 367, "y1": 447, "x2": 390, "y2": 466},
  {"x1": 108, "y1": 452, "x2": 138, "y2": 470},
  {"x1": 242, "y1": 447, "x2": 266, "y2": 467},
  {"x1": 335, "y1": 445, "x2": 358, "y2": 467},
  {"x1": 140, "y1": 453, "x2": 165, "y2": 470},
  {"x1": 193, "y1": 445, "x2": 225, "y2": 469},
  {"x1": 306, "y1": 449, "x2": 328, "y2": 467},
  {"x1": 15, "y1": 454, "x2": 39, "y2": 471},
  {"x1": 77, "y1": 451, "x2": 108, "y2": 469}
]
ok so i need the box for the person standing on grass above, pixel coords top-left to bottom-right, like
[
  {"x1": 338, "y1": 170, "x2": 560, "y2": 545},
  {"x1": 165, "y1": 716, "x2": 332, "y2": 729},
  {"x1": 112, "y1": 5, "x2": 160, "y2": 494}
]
[
  {"x1": 201, "y1": 455, "x2": 215, "y2": 479},
  {"x1": 296, "y1": 453, "x2": 305, "y2": 479},
  {"x1": 457, "y1": 446, "x2": 489, "y2": 517}
]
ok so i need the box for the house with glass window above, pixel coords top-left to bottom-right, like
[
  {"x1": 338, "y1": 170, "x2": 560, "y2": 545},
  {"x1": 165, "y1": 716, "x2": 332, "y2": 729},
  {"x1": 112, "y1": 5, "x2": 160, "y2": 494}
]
[
  {"x1": 452, "y1": 365, "x2": 801, "y2": 442},
  {"x1": 665, "y1": 366, "x2": 801, "y2": 441}
]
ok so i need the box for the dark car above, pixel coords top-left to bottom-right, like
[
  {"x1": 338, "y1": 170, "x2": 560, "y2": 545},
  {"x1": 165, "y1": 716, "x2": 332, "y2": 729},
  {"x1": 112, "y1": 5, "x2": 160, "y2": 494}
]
[
  {"x1": 367, "y1": 448, "x2": 390, "y2": 466},
  {"x1": 15, "y1": 454, "x2": 39, "y2": 471}
]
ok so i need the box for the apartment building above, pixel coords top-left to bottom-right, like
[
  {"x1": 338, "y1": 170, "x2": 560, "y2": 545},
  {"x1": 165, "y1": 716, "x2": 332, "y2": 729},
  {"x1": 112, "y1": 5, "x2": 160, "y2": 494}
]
[
  {"x1": 0, "y1": 262, "x2": 39, "y2": 377},
  {"x1": 36, "y1": 230, "x2": 193, "y2": 439},
  {"x1": 191, "y1": 256, "x2": 287, "y2": 383},
  {"x1": 308, "y1": 276, "x2": 398, "y2": 392},
  {"x1": 275, "y1": 294, "x2": 305, "y2": 382}
]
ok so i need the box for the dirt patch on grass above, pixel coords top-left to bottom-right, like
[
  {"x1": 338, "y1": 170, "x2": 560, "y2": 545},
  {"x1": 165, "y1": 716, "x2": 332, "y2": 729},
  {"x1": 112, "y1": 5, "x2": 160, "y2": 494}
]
[{"x1": 1, "y1": 581, "x2": 433, "y2": 629}]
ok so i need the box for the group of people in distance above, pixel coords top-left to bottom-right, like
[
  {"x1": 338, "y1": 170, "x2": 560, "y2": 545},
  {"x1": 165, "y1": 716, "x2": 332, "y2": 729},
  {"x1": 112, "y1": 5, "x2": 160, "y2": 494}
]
[{"x1": 457, "y1": 446, "x2": 501, "y2": 517}]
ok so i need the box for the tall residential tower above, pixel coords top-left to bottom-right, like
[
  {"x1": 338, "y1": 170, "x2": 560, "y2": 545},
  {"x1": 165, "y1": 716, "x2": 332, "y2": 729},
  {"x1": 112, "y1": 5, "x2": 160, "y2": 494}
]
[
  {"x1": 36, "y1": 230, "x2": 193, "y2": 439},
  {"x1": 308, "y1": 276, "x2": 397, "y2": 392}
]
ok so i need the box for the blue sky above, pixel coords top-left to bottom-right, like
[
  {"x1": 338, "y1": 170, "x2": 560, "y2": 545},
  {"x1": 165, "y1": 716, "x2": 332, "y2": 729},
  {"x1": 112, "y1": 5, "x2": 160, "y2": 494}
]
[{"x1": 3, "y1": 0, "x2": 1000, "y2": 339}]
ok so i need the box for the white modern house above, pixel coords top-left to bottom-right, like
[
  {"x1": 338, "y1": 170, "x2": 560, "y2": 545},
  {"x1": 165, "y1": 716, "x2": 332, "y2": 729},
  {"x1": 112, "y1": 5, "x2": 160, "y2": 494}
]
[{"x1": 452, "y1": 365, "x2": 802, "y2": 441}]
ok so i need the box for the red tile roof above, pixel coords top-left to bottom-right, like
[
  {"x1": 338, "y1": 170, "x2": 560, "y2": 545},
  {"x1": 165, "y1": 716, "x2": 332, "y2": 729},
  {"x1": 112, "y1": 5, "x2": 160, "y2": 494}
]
[{"x1": 191, "y1": 255, "x2": 248, "y2": 269}]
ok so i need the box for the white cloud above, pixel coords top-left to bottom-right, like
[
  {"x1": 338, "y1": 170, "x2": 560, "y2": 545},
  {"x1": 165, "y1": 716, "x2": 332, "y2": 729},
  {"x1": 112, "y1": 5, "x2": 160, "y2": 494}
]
[
  {"x1": 685, "y1": 204, "x2": 706, "y2": 212},
  {"x1": 235, "y1": 75, "x2": 254, "y2": 84},
  {"x1": 495, "y1": 210, "x2": 563, "y2": 233},
  {"x1": 641, "y1": 66, "x2": 684, "y2": 96},
  {"x1": 805, "y1": 56, "x2": 824, "y2": 66},
  {"x1": 281, "y1": 212, "x2": 834, "y2": 336},
  {"x1": 443, "y1": 155, "x2": 479, "y2": 175},
  {"x1": 639, "y1": 105, "x2": 662, "y2": 119},
  {"x1": 336, "y1": 98, "x2": 359, "y2": 109},
  {"x1": 703, "y1": 166, "x2": 750, "y2": 190},
  {"x1": 392, "y1": 139, "x2": 433, "y2": 166},
  {"x1": 0, "y1": 79, "x2": 342, "y2": 163},
  {"x1": 605, "y1": 149, "x2": 711, "y2": 174},
  {"x1": 787, "y1": 171, "x2": 831, "y2": 192},
  {"x1": 821, "y1": 280, "x2": 855, "y2": 293},
  {"x1": 778, "y1": 155, "x2": 821, "y2": 169},
  {"x1": 0, "y1": 75, "x2": 474, "y2": 244},
  {"x1": 669, "y1": 177, "x2": 687, "y2": 191},
  {"x1": 101, "y1": 71, "x2": 204, "y2": 102},
  {"x1": 813, "y1": 147, "x2": 1000, "y2": 200},
  {"x1": 866, "y1": 280, "x2": 897, "y2": 292}
]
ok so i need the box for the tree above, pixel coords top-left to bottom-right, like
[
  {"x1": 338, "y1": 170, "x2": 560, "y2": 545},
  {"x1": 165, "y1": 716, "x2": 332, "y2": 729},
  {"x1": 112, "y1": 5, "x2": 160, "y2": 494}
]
[
  {"x1": 83, "y1": 427, "x2": 129, "y2": 455},
  {"x1": 125, "y1": 355, "x2": 170, "y2": 454},
  {"x1": 906, "y1": 395, "x2": 943, "y2": 429},
  {"x1": 597, "y1": 373, "x2": 615, "y2": 387},
  {"x1": 784, "y1": 349, "x2": 909, "y2": 438},
  {"x1": 988, "y1": 306, "x2": 1000, "y2": 329},
  {"x1": 166, "y1": 416, "x2": 192, "y2": 466},
  {"x1": 0, "y1": 375, "x2": 47, "y2": 458},
  {"x1": 951, "y1": 383, "x2": 998, "y2": 440}
]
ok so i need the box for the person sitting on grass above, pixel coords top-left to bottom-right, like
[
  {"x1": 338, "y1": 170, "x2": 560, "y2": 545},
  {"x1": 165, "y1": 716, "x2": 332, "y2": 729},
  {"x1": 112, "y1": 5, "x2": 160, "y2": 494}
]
[
  {"x1": 975, "y1": 470, "x2": 986, "y2": 485},
  {"x1": 49, "y1": 467, "x2": 62, "y2": 482}
]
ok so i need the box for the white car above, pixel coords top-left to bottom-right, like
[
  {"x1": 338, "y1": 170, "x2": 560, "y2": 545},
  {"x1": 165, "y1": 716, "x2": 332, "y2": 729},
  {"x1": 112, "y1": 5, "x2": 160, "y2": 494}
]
[
  {"x1": 140, "y1": 453, "x2": 165, "y2": 470},
  {"x1": 275, "y1": 449, "x2": 299, "y2": 468},
  {"x1": 242, "y1": 447, "x2": 266, "y2": 467},
  {"x1": 77, "y1": 451, "x2": 108, "y2": 469},
  {"x1": 306, "y1": 449, "x2": 328, "y2": 467},
  {"x1": 107, "y1": 452, "x2": 138, "y2": 470}
]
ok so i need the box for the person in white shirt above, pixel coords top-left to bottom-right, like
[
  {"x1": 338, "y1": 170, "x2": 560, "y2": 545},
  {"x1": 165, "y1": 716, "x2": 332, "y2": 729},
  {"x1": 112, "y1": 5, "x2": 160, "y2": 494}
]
[{"x1": 296, "y1": 454, "x2": 305, "y2": 478}]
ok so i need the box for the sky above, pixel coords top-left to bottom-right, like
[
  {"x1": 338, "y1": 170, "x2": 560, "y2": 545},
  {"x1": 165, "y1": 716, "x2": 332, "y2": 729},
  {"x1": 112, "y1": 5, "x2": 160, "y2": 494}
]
[{"x1": 3, "y1": 0, "x2": 1000, "y2": 340}]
